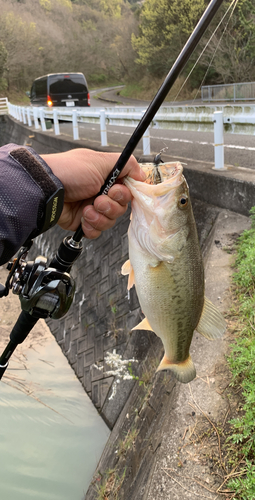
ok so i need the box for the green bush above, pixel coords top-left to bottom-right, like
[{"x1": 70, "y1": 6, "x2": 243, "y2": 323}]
[{"x1": 227, "y1": 207, "x2": 255, "y2": 498}]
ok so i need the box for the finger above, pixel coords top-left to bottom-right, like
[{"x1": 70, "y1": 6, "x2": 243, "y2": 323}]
[
  {"x1": 107, "y1": 184, "x2": 132, "y2": 206},
  {"x1": 117, "y1": 155, "x2": 146, "y2": 182},
  {"x1": 81, "y1": 197, "x2": 128, "y2": 238},
  {"x1": 81, "y1": 212, "x2": 115, "y2": 240},
  {"x1": 95, "y1": 153, "x2": 146, "y2": 184},
  {"x1": 81, "y1": 218, "x2": 102, "y2": 240}
]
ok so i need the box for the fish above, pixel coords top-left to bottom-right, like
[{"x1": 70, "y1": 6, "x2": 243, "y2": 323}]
[{"x1": 121, "y1": 161, "x2": 226, "y2": 384}]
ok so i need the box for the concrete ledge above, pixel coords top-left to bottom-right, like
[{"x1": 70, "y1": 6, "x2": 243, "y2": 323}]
[{"x1": 184, "y1": 161, "x2": 255, "y2": 217}]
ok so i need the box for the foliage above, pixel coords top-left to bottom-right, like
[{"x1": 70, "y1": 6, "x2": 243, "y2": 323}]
[
  {"x1": 0, "y1": 0, "x2": 138, "y2": 94},
  {"x1": 100, "y1": 0, "x2": 123, "y2": 18},
  {"x1": 226, "y1": 207, "x2": 255, "y2": 497},
  {"x1": 131, "y1": 0, "x2": 205, "y2": 78},
  {"x1": 199, "y1": 0, "x2": 255, "y2": 84},
  {"x1": 0, "y1": 42, "x2": 8, "y2": 80},
  {"x1": 1, "y1": 0, "x2": 255, "y2": 102},
  {"x1": 96, "y1": 468, "x2": 126, "y2": 500},
  {"x1": 131, "y1": 0, "x2": 255, "y2": 91}
]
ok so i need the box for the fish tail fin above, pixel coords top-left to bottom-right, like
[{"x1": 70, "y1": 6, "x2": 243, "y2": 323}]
[{"x1": 156, "y1": 354, "x2": 196, "y2": 383}]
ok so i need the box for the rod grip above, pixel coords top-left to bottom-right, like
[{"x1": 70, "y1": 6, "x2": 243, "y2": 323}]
[
  {"x1": 10, "y1": 311, "x2": 39, "y2": 344},
  {"x1": 0, "y1": 362, "x2": 9, "y2": 379}
]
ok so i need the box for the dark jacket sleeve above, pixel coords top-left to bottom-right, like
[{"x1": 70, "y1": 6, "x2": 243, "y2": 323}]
[{"x1": 0, "y1": 143, "x2": 64, "y2": 265}]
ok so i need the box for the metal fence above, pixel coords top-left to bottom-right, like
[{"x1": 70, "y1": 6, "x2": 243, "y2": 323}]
[{"x1": 201, "y1": 82, "x2": 255, "y2": 102}]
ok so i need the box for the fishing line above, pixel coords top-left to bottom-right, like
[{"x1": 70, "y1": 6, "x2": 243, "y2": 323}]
[
  {"x1": 192, "y1": 0, "x2": 239, "y2": 102},
  {"x1": 173, "y1": 0, "x2": 239, "y2": 102}
]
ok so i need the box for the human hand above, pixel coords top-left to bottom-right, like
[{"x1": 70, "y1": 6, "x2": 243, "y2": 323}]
[{"x1": 41, "y1": 148, "x2": 146, "y2": 238}]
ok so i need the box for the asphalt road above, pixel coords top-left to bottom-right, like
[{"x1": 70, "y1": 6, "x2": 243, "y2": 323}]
[
  {"x1": 59, "y1": 87, "x2": 255, "y2": 169},
  {"x1": 58, "y1": 119, "x2": 255, "y2": 169}
]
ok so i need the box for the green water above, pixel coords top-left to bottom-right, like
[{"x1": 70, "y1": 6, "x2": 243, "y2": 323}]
[{"x1": 0, "y1": 334, "x2": 110, "y2": 500}]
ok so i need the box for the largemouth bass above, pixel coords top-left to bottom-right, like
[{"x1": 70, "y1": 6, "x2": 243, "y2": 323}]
[{"x1": 121, "y1": 161, "x2": 226, "y2": 383}]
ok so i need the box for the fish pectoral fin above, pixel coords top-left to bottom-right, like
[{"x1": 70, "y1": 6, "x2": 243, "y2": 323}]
[
  {"x1": 121, "y1": 259, "x2": 135, "y2": 290},
  {"x1": 156, "y1": 354, "x2": 196, "y2": 384},
  {"x1": 196, "y1": 296, "x2": 226, "y2": 340},
  {"x1": 132, "y1": 316, "x2": 154, "y2": 331},
  {"x1": 121, "y1": 259, "x2": 131, "y2": 275}
]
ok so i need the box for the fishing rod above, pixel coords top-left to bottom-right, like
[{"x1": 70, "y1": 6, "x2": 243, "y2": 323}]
[{"x1": 0, "y1": 0, "x2": 225, "y2": 379}]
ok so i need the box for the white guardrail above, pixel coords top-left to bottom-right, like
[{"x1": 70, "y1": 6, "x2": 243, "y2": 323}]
[
  {"x1": 0, "y1": 98, "x2": 8, "y2": 115},
  {"x1": 5, "y1": 99, "x2": 255, "y2": 169}
]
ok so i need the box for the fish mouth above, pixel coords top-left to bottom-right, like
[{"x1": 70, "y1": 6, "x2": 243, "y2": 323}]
[
  {"x1": 142, "y1": 161, "x2": 183, "y2": 186},
  {"x1": 125, "y1": 162, "x2": 184, "y2": 197}
]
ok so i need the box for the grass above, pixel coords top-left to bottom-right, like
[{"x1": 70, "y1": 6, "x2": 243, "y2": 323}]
[
  {"x1": 0, "y1": 89, "x2": 30, "y2": 105},
  {"x1": 225, "y1": 206, "x2": 255, "y2": 498},
  {"x1": 117, "y1": 427, "x2": 138, "y2": 457},
  {"x1": 119, "y1": 75, "x2": 200, "y2": 102},
  {"x1": 96, "y1": 468, "x2": 126, "y2": 500}
]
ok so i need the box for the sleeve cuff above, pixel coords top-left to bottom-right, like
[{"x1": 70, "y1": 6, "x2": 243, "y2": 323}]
[{"x1": 9, "y1": 146, "x2": 64, "y2": 239}]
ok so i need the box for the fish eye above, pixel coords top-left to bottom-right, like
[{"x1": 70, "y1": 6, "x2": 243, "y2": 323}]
[{"x1": 178, "y1": 194, "x2": 188, "y2": 209}]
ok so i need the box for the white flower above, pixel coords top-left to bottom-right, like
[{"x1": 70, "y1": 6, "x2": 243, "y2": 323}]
[{"x1": 101, "y1": 350, "x2": 138, "y2": 400}]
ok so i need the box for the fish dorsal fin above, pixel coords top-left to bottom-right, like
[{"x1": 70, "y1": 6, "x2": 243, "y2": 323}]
[
  {"x1": 121, "y1": 259, "x2": 135, "y2": 290},
  {"x1": 196, "y1": 296, "x2": 226, "y2": 340},
  {"x1": 132, "y1": 317, "x2": 154, "y2": 331}
]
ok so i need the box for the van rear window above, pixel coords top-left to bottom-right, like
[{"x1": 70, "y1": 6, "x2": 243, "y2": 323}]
[
  {"x1": 32, "y1": 78, "x2": 47, "y2": 97},
  {"x1": 49, "y1": 75, "x2": 87, "y2": 95}
]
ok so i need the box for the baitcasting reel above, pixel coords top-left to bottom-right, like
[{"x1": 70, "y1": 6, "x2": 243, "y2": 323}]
[
  {"x1": 0, "y1": 235, "x2": 83, "y2": 378},
  {"x1": 2, "y1": 246, "x2": 75, "y2": 320}
]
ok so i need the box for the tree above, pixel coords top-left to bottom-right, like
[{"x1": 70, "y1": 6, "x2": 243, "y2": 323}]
[
  {"x1": 100, "y1": 0, "x2": 123, "y2": 18},
  {"x1": 199, "y1": 0, "x2": 255, "y2": 84},
  {"x1": 131, "y1": 0, "x2": 205, "y2": 78},
  {"x1": 0, "y1": 8, "x2": 41, "y2": 91}
]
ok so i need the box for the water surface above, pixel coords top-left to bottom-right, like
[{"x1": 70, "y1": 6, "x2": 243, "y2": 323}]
[{"x1": 0, "y1": 328, "x2": 109, "y2": 500}]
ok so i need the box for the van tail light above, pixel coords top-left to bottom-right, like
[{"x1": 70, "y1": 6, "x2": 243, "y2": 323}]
[
  {"x1": 47, "y1": 95, "x2": 53, "y2": 107},
  {"x1": 87, "y1": 92, "x2": 90, "y2": 106}
]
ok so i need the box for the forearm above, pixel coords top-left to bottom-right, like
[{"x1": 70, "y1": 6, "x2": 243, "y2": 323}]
[{"x1": 0, "y1": 144, "x2": 64, "y2": 265}]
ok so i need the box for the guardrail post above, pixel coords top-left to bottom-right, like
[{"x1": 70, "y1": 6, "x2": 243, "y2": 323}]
[
  {"x1": 22, "y1": 107, "x2": 26, "y2": 125},
  {"x1": 142, "y1": 127, "x2": 151, "y2": 155},
  {"x1": 100, "y1": 110, "x2": 108, "y2": 146},
  {"x1": 39, "y1": 108, "x2": 46, "y2": 132},
  {"x1": 72, "y1": 110, "x2": 79, "y2": 140},
  {"x1": 213, "y1": 111, "x2": 224, "y2": 170},
  {"x1": 18, "y1": 106, "x2": 22, "y2": 121},
  {"x1": 27, "y1": 108, "x2": 32, "y2": 127},
  {"x1": 53, "y1": 109, "x2": 60, "y2": 135},
  {"x1": 33, "y1": 108, "x2": 40, "y2": 130}
]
